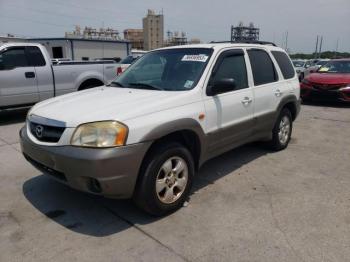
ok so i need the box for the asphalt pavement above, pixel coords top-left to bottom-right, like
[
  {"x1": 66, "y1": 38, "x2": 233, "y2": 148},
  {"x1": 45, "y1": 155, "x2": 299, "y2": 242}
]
[{"x1": 0, "y1": 103, "x2": 349, "y2": 262}]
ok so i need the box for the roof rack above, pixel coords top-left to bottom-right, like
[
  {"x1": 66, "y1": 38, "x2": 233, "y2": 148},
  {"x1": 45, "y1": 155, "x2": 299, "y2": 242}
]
[{"x1": 210, "y1": 40, "x2": 277, "y2": 47}]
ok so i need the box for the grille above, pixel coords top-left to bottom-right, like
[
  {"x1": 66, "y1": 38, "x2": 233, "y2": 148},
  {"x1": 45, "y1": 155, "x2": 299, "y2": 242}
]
[
  {"x1": 29, "y1": 121, "x2": 65, "y2": 143},
  {"x1": 313, "y1": 84, "x2": 343, "y2": 91},
  {"x1": 23, "y1": 154, "x2": 67, "y2": 182}
]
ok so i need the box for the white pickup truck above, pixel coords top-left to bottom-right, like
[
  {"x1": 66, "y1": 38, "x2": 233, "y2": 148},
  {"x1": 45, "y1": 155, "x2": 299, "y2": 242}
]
[{"x1": 0, "y1": 43, "x2": 119, "y2": 109}]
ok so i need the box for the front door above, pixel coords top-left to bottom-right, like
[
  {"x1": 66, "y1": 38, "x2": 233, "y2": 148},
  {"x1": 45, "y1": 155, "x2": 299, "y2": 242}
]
[
  {"x1": 0, "y1": 46, "x2": 38, "y2": 107},
  {"x1": 203, "y1": 49, "x2": 254, "y2": 155}
]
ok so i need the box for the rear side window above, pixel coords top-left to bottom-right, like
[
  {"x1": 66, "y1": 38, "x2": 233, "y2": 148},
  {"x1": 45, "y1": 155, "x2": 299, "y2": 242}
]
[
  {"x1": 247, "y1": 49, "x2": 278, "y2": 86},
  {"x1": 271, "y1": 51, "x2": 295, "y2": 79},
  {"x1": 212, "y1": 53, "x2": 248, "y2": 90},
  {"x1": 26, "y1": 46, "x2": 46, "y2": 67},
  {"x1": 0, "y1": 47, "x2": 28, "y2": 70}
]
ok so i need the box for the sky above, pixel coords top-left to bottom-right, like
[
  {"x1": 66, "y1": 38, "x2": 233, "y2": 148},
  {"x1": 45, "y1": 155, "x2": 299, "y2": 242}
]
[{"x1": 0, "y1": 0, "x2": 349, "y2": 53}]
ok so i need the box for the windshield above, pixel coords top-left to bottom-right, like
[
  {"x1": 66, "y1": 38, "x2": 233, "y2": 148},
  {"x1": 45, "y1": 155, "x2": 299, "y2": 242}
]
[
  {"x1": 111, "y1": 48, "x2": 213, "y2": 91},
  {"x1": 316, "y1": 60, "x2": 328, "y2": 66},
  {"x1": 318, "y1": 60, "x2": 350, "y2": 73},
  {"x1": 293, "y1": 61, "x2": 305, "y2": 67}
]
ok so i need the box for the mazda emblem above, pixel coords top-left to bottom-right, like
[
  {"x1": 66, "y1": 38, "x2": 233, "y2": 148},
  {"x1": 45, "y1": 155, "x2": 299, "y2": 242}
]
[{"x1": 35, "y1": 125, "x2": 44, "y2": 138}]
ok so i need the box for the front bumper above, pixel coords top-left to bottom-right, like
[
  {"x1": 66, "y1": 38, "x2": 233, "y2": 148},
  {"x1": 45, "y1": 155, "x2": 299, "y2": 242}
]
[
  {"x1": 300, "y1": 84, "x2": 350, "y2": 102},
  {"x1": 20, "y1": 127, "x2": 152, "y2": 199}
]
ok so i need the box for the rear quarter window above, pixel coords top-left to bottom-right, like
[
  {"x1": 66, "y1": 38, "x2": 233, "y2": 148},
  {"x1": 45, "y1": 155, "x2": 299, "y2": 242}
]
[
  {"x1": 271, "y1": 51, "x2": 295, "y2": 79},
  {"x1": 26, "y1": 46, "x2": 46, "y2": 67}
]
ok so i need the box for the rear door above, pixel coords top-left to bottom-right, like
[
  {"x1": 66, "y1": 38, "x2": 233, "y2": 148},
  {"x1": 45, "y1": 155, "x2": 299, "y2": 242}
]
[
  {"x1": 204, "y1": 48, "x2": 254, "y2": 154},
  {"x1": 247, "y1": 48, "x2": 282, "y2": 133},
  {"x1": 0, "y1": 46, "x2": 38, "y2": 107}
]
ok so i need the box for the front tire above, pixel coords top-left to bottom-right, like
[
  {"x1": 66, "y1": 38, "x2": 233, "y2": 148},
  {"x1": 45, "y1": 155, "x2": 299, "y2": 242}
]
[
  {"x1": 133, "y1": 142, "x2": 194, "y2": 216},
  {"x1": 269, "y1": 108, "x2": 293, "y2": 151}
]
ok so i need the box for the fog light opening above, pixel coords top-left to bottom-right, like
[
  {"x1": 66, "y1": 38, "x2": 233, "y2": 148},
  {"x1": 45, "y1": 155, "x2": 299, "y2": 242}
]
[{"x1": 88, "y1": 178, "x2": 102, "y2": 193}]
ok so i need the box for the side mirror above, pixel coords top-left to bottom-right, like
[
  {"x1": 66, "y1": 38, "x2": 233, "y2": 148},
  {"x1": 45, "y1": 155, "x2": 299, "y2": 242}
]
[
  {"x1": 309, "y1": 69, "x2": 315, "y2": 74},
  {"x1": 207, "y1": 78, "x2": 236, "y2": 96}
]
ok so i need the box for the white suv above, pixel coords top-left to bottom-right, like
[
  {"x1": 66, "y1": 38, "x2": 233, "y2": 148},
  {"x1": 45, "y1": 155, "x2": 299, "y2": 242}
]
[{"x1": 20, "y1": 42, "x2": 300, "y2": 215}]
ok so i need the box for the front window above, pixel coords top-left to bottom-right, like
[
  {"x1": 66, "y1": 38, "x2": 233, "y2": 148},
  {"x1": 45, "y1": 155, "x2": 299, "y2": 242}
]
[
  {"x1": 318, "y1": 60, "x2": 350, "y2": 73},
  {"x1": 111, "y1": 48, "x2": 213, "y2": 91}
]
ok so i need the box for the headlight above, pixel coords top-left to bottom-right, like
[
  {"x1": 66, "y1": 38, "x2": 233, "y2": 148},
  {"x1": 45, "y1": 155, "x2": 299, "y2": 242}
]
[
  {"x1": 339, "y1": 84, "x2": 350, "y2": 92},
  {"x1": 71, "y1": 121, "x2": 128, "y2": 148}
]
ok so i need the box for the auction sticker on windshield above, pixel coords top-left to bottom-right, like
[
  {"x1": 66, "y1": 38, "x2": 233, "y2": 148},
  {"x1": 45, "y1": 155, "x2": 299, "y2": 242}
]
[{"x1": 181, "y1": 54, "x2": 209, "y2": 62}]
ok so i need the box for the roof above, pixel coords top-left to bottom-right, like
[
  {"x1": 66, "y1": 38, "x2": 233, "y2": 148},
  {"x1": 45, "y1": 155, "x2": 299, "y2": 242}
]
[
  {"x1": 156, "y1": 42, "x2": 284, "y2": 52},
  {"x1": 28, "y1": 37, "x2": 130, "y2": 44},
  {"x1": 0, "y1": 42, "x2": 44, "y2": 49},
  {"x1": 332, "y1": 58, "x2": 350, "y2": 61}
]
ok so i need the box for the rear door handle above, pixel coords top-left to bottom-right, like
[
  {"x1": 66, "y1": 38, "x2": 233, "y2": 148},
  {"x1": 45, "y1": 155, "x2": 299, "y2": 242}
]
[
  {"x1": 275, "y1": 89, "x2": 283, "y2": 97},
  {"x1": 241, "y1": 97, "x2": 253, "y2": 105},
  {"x1": 25, "y1": 72, "x2": 35, "y2": 78}
]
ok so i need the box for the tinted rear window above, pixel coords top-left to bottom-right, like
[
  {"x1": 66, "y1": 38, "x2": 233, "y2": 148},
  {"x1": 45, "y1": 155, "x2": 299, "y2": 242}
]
[
  {"x1": 247, "y1": 49, "x2": 278, "y2": 86},
  {"x1": 26, "y1": 46, "x2": 46, "y2": 67},
  {"x1": 272, "y1": 51, "x2": 295, "y2": 79}
]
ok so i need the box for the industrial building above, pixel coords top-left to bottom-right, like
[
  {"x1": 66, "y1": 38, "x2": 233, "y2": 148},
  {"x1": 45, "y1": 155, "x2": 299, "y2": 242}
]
[
  {"x1": 143, "y1": 9, "x2": 164, "y2": 50},
  {"x1": 124, "y1": 29, "x2": 144, "y2": 50},
  {"x1": 231, "y1": 22, "x2": 260, "y2": 42},
  {"x1": 28, "y1": 37, "x2": 130, "y2": 61},
  {"x1": 0, "y1": 34, "x2": 26, "y2": 44}
]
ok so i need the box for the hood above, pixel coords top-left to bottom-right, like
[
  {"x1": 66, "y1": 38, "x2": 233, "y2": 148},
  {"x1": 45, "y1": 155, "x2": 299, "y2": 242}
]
[
  {"x1": 306, "y1": 73, "x2": 350, "y2": 85},
  {"x1": 31, "y1": 86, "x2": 195, "y2": 127}
]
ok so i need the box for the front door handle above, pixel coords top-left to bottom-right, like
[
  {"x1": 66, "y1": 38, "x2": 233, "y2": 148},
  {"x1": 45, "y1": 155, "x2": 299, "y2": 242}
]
[
  {"x1": 241, "y1": 97, "x2": 253, "y2": 105},
  {"x1": 25, "y1": 72, "x2": 35, "y2": 78},
  {"x1": 275, "y1": 89, "x2": 283, "y2": 97}
]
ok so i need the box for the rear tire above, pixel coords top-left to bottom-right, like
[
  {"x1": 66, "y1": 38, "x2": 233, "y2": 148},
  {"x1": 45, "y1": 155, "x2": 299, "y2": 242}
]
[
  {"x1": 268, "y1": 108, "x2": 293, "y2": 151},
  {"x1": 133, "y1": 142, "x2": 194, "y2": 216}
]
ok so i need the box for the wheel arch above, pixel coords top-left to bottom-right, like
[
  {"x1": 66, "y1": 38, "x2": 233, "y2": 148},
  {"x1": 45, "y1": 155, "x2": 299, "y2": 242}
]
[
  {"x1": 78, "y1": 78, "x2": 104, "y2": 91},
  {"x1": 139, "y1": 118, "x2": 207, "y2": 172},
  {"x1": 277, "y1": 95, "x2": 300, "y2": 121}
]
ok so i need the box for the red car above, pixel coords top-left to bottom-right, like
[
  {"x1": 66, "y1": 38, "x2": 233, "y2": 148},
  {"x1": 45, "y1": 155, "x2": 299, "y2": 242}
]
[{"x1": 300, "y1": 59, "x2": 350, "y2": 103}]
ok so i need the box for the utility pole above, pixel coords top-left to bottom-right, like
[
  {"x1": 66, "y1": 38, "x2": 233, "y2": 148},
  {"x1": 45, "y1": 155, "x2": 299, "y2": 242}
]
[
  {"x1": 314, "y1": 35, "x2": 319, "y2": 59},
  {"x1": 334, "y1": 38, "x2": 339, "y2": 58},
  {"x1": 285, "y1": 31, "x2": 288, "y2": 52},
  {"x1": 318, "y1": 36, "x2": 323, "y2": 58}
]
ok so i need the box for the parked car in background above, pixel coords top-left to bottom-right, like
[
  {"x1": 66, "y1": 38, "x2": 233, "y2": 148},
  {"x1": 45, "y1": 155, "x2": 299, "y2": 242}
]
[
  {"x1": 116, "y1": 50, "x2": 147, "y2": 75},
  {"x1": 292, "y1": 59, "x2": 307, "y2": 80},
  {"x1": 303, "y1": 59, "x2": 330, "y2": 78},
  {"x1": 300, "y1": 59, "x2": 350, "y2": 103},
  {"x1": 20, "y1": 42, "x2": 300, "y2": 215},
  {"x1": 0, "y1": 43, "x2": 120, "y2": 109}
]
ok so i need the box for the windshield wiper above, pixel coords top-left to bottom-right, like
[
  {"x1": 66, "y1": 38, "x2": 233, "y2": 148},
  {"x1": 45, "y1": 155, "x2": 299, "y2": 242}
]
[
  {"x1": 107, "y1": 81, "x2": 124, "y2": 87},
  {"x1": 128, "y1": 83, "x2": 164, "y2": 91}
]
